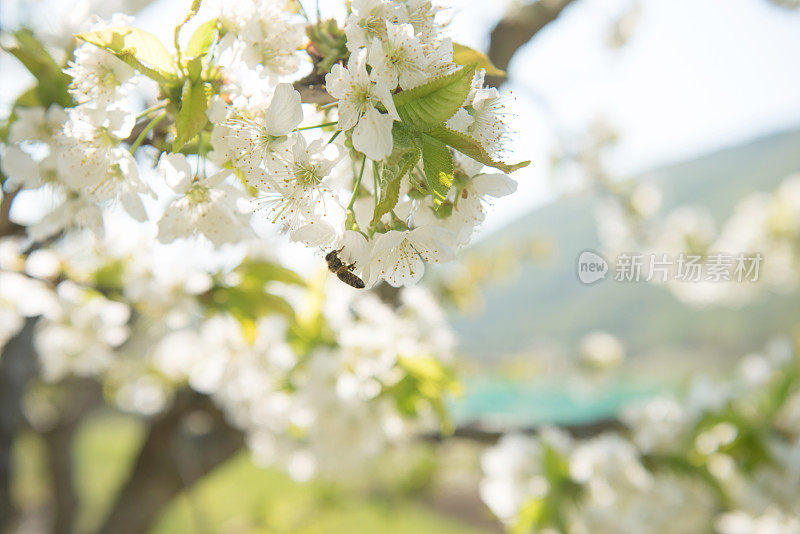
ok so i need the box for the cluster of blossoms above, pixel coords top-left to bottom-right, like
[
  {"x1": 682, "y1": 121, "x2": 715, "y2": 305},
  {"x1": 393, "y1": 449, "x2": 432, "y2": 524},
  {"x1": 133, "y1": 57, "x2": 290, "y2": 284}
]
[
  {"x1": 0, "y1": 229, "x2": 456, "y2": 479},
  {"x1": 204, "y1": 0, "x2": 524, "y2": 287},
  {"x1": 1, "y1": 0, "x2": 524, "y2": 290},
  {"x1": 595, "y1": 172, "x2": 800, "y2": 306},
  {"x1": 480, "y1": 338, "x2": 800, "y2": 533},
  {"x1": 2, "y1": 13, "x2": 149, "y2": 241},
  {"x1": 1, "y1": 0, "x2": 515, "y2": 481}
]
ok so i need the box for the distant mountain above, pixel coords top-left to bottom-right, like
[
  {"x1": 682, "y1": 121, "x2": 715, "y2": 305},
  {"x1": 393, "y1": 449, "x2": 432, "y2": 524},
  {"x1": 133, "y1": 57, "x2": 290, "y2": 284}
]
[{"x1": 451, "y1": 128, "x2": 800, "y2": 360}]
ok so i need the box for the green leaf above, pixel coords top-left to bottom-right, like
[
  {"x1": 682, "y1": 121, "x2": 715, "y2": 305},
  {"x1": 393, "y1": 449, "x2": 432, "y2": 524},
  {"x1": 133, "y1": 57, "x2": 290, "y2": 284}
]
[
  {"x1": 391, "y1": 356, "x2": 462, "y2": 434},
  {"x1": 93, "y1": 260, "x2": 126, "y2": 290},
  {"x1": 419, "y1": 134, "x2": 454, "y2": 208},
  {"x1": 13, "y1": 88, "x2": 42, "y2": 108},
  {"x1": 203, "y1": 259, "x2": 303, "y2": 323},
  {"x1": 173, "y1": 81, "x2": 210, "y2": 151},
  {"x1": 4, "y1": 30, "x2": 59, "y2": 78},
  {"x1": 208, "y1": 287, "x2": 295, "y2": 321},
  {"x1": 2, "y1": 30, "x2": 73, "y2": 108},
  {"x1": 238, "y1": 260, "x2": 306, "y2": 287},
  {"x1": 185, "y1": 19, "x2": 218, "y2": 58},
  {"x1": 428, "y1": 125, "x2": 530, "y2": 174},
  {"x1": 392, "y1": 64, "x2": 476, "y2": 132},
  {"x1": 512, "y1": 499, "x2": 545, "y2": 534},
  {"x1": 186, "y1": 57, "x2": 203, "y2": 82},
  {"x1": 372, "y1": 125, "x2": 421, "y2": 225},
  {"x1": 453, "y1": 43, "x2": 506, "y2": 80},
  {"x1": 77, "y1": 26, "x2": 176, "y2": 83},
  {"x1": 306, "y1": 19, "x2": 348, "y2": 74}
]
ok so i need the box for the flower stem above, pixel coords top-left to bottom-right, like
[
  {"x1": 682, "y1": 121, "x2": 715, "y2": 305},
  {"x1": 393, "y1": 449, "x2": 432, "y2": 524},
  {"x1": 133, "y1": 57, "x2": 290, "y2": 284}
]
[
  {"x1": 296, "y1": 0, "x2": 310, "y2": 21},
  {"x1": 372, "y1": 161, "x2": 380, "y2": 203},
  {"x1": 326, "y1": 130, "x2": 341, "y2": 145},
  {"x1": 174, "y1": 0, "x2": 203, "y2": 68},
  {"x1": 297, "y1": 121, "x2": 338, "y2": 131},
  {"x1": 347, "y1": 155, "x2": 367, "y2": 211},
  {"x1": 129, "y1": 111, "x2": 167, "y2": 154},
  {"x1": 136, "y1": 103, "x2": 167, "y2": 120}
]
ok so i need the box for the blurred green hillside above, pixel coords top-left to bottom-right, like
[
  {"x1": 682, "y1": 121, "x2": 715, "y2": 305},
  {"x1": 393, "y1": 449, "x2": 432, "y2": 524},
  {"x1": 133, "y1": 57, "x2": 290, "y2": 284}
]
[{"x1": 452, "y1": 128, "x2": 800, "y2": 360}]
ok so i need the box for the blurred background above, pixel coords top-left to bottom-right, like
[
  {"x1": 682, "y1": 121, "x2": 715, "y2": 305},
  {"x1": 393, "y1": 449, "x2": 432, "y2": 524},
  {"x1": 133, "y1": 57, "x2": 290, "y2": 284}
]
[{"x1": 2, "y1": 0, "x2": 800, "y2": 532}]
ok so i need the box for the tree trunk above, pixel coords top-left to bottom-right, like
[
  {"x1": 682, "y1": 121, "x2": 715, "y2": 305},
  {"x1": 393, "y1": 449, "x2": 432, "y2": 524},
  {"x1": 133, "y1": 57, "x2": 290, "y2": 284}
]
[
  {"x1": 0, "y1": 318, "x2": 39, "y2": 531},
  {"x1": 97, "y1": 391, "x2": 243, "y2": 534}
]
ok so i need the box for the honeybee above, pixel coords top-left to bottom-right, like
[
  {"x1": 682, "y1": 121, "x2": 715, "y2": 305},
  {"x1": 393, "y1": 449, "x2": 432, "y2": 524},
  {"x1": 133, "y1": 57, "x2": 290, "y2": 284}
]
[{"x1": 325, "y1": 248, "x2": 365, "y2": 289}]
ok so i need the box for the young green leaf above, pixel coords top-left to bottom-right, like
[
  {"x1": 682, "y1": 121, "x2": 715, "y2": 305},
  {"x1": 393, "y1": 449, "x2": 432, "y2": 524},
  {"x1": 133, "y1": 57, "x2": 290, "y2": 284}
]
[
  {"x1": 12, "y1": 88, "x2": 42, "y2": 109},
  {"x1": 185, "y1": 19, "x2": 218, "y2": 59},
  {"x1": 173, "y1": 81, "x2": 210, "y2": 151},
  {"x1": 372, "y1": 126, "x2": 421, "y2": 225},
  {"x1": 203, "y1": 258, "x2": 303, "y2": 324},
  {"x1": 419, "y1": 134, "x2": 455, "y2": 209},
  {"x1": 77, "y1": 27, "x2": 176, "y2": 83},
  {"x1": 207, "y1": 286, "x2": 295, "y2": 321},
  {"x1": 174, "y1": 0, "x2": 204, "y2": 59},
  {"x1": 453, "y1": 43, "x2": 506, "y2": 80},
  {"x1": 392, "y1": 64, "x2": 476, "y2": 132},
  {"x1": 391, "y1": 355, "x2": 462, "y2": 434},
  {"x1": 3, "y1": 30, "x2": 73, "y2": 107},
  {"x1": 238, "y1": 260, "x2": 306, "y2": 287},
  {"x1": 428, "y1": 125, "x2": 530, "y2": 174},
  {"x1": 186, "y1": 57, "x2": 203, "y2": 82},
  {"x1": 4, "y1": 30, "x2": 60, "y2": 80}
]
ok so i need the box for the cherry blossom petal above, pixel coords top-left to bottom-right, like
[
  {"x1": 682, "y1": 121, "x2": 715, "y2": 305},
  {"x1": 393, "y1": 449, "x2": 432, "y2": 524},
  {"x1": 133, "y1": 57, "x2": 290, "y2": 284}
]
[
  {"x1": 265, "y1": 83, "x2": 303, "y2": 136},
  {"x1": 352, "y1": 108, "x2": 394, "y2": 161}
]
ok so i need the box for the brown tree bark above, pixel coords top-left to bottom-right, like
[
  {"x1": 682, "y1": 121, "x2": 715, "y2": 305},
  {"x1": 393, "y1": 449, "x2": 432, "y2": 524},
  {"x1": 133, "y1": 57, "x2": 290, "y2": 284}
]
[
  {"x1": 41, "y1": 425, "x2": 78, "y2": 534},
  {"x1": 422, "y1": 417, "x2": 624, "y2": 444},
  {"x1": 0, "y1": 188, "x2": 23, "y2": 239},
  {"x1": 97, "y1": 391, "x2": 243, "y2": 534},
  {"x1": 0, "y1": 318, "x2": 39, "y2": 532},
  {"x1": 38, "y1": 380, "x2": 104, "y2": 534},
  {"x1": 486, "y1": 0, "x2": 580, "y2": 87}
]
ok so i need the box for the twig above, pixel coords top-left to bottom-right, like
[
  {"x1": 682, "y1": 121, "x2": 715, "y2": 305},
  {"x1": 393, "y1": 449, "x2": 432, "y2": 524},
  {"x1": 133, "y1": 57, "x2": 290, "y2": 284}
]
[
  {"x1": 420, "y1": 417, "x2": 625, "y2": 444},
  {"x1": 129, "y1": 111, "x2": 168, "y2": 154}
]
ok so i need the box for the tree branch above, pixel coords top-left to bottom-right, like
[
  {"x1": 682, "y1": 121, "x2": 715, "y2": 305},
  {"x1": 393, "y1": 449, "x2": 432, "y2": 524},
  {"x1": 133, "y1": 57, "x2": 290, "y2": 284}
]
[
  {"x1": 294, "y1": 74, "x2": 335, "y2": 105},
  {"x1": 0, "y1": 187, "x2": 24, "y2": 239},
  {"x1": 97, "y1": 390, "x2": 243, "y2": 534},
  {"x1": 487, "y1": 0, "x2": 580, "y2": 86},
  {"x1": 38, "y1": 379, "x2": 103, "y2": 534},
  {"x1": 421, "y1": 417, "x2": 624, "y2": 444},
  {"x1": 42, "y1": 425, "x2": 78, "y2": 534}
]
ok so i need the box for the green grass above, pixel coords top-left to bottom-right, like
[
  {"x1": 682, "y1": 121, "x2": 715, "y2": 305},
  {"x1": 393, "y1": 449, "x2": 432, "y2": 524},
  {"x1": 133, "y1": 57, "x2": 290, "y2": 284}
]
[{"x1": 13, "y1": 412, "x2": 491, "y2": 534}]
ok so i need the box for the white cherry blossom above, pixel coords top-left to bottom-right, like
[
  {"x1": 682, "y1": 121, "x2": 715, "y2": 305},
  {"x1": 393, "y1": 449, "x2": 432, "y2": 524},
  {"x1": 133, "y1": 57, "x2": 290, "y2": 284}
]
[
  {"x1": 367, "y1": 226, "x2": 455, "y2": 287},
  {"x1": 219, "y1": 83, "x2": 304, "y2": 173},
  {"x1": 64, "y1": 15, "x2": 137, "y2": 104},
  {"x1": 256, "y1": 136, "x2": 345, "y2": 238},
  {"x1": 213, "y1": 0, "x2": 305, "y2": 75},
  {"x1": 156, "y1": 154, "x2": 249, "y2": 246},
  {"x1": 9, "y1": 105, "x2": 67, "y2": 144},
  {"x1": 368, "y1": 22, "x2": 429, "y2": 90},
  {"x1": 446, "y1": 87, "x2": 509, "y2": 155},
  {"x1": 326, "y1": 49, "x2": 400, "y2": 160},
  {"x1": 453, "y1": 172, "x2": 517, "y2": 231},
  {"x1": 343, "y1": 0, "x2": 404, "y2": 51}
]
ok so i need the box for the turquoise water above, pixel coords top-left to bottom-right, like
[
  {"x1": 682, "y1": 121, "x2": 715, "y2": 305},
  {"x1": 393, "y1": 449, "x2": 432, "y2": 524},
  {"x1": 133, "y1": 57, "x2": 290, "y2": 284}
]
[{"x1": 449, "y1": 378, "x2": 660, "y2": 426}]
